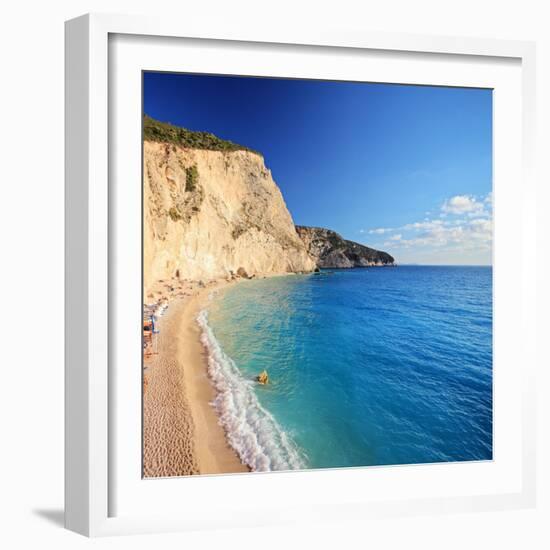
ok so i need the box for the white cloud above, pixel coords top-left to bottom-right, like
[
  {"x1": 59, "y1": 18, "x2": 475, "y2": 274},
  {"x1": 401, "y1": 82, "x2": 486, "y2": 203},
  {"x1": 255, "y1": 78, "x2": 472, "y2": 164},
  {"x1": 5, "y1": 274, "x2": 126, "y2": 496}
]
[
  {"x1": 387, "y1": 218, "x2": 492, "y2": 250},
  {"x1": 365, "y1": 192, "x2": 493, "y2": 263},
  {"x1": 442, "y1": 195, "x2": 484, "y2": 215},
  {"x1": 403, "y1": 220, "x2": 444, "y2": 231},
  {"x1": 368, "y1": 227, "x2": 392, "y2": 235},
  {"x1": 467, "y1": 218, "x2": 492, "y2": 240}
]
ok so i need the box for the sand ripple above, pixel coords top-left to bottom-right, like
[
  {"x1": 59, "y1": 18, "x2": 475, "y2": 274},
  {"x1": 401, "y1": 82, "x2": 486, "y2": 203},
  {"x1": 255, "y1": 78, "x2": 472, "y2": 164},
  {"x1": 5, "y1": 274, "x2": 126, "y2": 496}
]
[{"x1": 143, "y1": 302, "x2": 199, "y2": 477}]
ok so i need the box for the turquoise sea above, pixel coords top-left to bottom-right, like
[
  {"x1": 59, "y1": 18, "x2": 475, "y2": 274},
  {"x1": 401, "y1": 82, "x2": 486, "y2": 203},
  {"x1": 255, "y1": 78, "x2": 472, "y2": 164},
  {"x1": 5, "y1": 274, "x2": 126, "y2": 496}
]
[{"x1": 197, "y1": 266, "x2": 493, "y2": 472}]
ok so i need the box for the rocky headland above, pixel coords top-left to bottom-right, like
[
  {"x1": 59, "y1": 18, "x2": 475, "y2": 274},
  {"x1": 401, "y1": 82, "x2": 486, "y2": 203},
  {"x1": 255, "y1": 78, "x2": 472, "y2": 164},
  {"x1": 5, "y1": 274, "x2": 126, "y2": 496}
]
[
  {"x1": 143, "y1": 116, "x2": 316, "y2": 298},
  {"x1": 295, "y1": 226, "x2": 394, "y2": 268}
]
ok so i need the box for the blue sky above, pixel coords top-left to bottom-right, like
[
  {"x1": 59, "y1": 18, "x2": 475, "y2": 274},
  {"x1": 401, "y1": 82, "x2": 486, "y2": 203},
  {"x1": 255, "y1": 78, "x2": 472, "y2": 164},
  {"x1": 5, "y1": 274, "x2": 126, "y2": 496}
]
[{"x1": 144, "y1": 72, "x2": 493, "y2": 265}]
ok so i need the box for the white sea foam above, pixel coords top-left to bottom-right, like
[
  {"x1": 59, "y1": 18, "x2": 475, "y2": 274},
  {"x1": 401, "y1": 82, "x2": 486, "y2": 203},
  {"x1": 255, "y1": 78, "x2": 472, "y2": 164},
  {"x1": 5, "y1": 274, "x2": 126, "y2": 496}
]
[{"x1": 196, "y1": 309, "x2": 306, "y2": 472}]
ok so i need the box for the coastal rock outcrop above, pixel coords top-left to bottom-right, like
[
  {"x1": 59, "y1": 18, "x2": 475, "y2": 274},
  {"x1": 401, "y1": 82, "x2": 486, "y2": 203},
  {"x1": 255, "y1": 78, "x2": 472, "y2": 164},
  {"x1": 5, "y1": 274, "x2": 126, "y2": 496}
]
[
  {"x1": 257, "y1": 370, "x2": 269, "y2": 385},
  {"x1": 295, "y1": 226, "x2": 394, "y2": 268},
  {"x1": 143, "y1": 119, "x2": 316, "y2": 295}
]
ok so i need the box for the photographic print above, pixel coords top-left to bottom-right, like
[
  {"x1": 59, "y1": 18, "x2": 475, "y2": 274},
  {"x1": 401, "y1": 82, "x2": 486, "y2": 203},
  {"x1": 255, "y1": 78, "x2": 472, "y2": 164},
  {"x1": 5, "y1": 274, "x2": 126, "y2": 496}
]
[{"x1": 142, "y1": 73, "x2": 493, "y2": 478}]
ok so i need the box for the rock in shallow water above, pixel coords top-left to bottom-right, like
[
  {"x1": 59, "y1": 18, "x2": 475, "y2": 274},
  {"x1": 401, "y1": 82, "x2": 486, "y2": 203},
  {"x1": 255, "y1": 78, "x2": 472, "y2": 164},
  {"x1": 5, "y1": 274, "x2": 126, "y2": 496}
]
[{"x1": 256, "y1": 370, "x2": 269, "y2": 385}]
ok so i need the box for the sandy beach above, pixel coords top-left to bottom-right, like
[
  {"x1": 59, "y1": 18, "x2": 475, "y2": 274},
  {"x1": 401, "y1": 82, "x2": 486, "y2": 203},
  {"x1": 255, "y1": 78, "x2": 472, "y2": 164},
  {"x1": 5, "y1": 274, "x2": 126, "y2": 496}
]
[{"x1": 143, "y1": 278, "x2": 248, "y2": 477}]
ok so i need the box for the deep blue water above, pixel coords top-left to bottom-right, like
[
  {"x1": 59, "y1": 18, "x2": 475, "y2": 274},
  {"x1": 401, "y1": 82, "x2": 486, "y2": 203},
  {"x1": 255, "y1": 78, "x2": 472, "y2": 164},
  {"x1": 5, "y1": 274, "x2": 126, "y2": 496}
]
[{"x1": 199, "y1": 266, "x2": 493, "y2": 471}]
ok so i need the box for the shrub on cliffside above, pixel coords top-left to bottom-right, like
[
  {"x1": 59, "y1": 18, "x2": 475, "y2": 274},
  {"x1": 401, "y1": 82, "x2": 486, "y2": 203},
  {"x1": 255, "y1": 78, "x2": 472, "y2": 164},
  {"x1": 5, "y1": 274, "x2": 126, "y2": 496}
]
[
  {"x1": 143, "y1": 115, "x2": 261, "y2": 155},
  {"x1": 168, "y1": 207, "x2": 182, "y2": 222},
  {"x1": 185, "y1": 165, "x2": 199, "y2": 192}
]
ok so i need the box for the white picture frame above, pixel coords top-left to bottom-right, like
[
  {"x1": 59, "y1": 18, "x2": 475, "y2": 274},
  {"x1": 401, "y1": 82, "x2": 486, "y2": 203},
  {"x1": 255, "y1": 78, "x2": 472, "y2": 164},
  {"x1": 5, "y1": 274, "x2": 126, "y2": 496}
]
[{"x1": 65, "y1": 13, "x2": 537, "y2": 537}]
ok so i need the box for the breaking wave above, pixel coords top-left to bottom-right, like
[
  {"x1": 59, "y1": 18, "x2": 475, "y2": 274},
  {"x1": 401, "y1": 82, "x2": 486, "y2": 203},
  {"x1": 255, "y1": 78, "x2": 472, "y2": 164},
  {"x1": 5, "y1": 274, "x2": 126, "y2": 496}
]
[{"x1": 196, "y1": 309, "x2": 305, "y2": 472}]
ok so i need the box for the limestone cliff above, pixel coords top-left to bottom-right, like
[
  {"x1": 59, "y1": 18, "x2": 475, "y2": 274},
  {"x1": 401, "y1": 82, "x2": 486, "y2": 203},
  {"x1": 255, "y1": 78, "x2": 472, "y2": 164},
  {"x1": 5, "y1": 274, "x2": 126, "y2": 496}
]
[
  {"x1": 295, "y1": 226, "x2": 395, "y2": 268},
  {"x1": 143, "y1": 141, "x2": 316, "y2": 295}
]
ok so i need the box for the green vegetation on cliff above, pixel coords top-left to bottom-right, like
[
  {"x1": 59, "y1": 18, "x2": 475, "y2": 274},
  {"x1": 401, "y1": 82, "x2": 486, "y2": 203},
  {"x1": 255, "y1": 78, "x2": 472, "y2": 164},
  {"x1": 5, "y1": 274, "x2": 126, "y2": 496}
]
[
  {"x1": 143, "y1": 115, "x2": 260, "y2": 155},
  {"x1": 185, "y1": 165, "x2": 199, "y2": 191}
]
